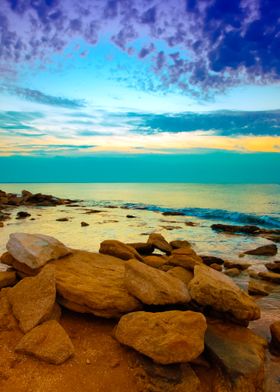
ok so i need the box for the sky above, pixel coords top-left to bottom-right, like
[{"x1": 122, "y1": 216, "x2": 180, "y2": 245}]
[{"x1": 0, "y1": 0, "x2": 280, "y2": 182}]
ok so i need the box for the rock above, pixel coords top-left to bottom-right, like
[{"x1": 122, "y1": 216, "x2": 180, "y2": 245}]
[
  {"x1": 258, "y1": 271, "x2": 280, "y2": 283},
  {"x1": 6, "y1": 233, "x2": 71, "y2": 269},
  {"x1": 261, "y1": 234, "x2": 280, "y2": 243},
  {"x1": 0, "y1": 271, "x2": 17, "y2": 288},
  {"x1": 170, "y1": 240, "x2": 191, "y2": 249},
  {"x1": 205, "y1": 319, "x2": 267, "y2": 391},
  {"x1": 126, "y1": 214, "x2": 136, "y2": 218},
  {"x1": 0, "y1": 252, "x2": 40, "y2": 277},
  {"x1": 167, "y1": 267, "x2": 194, "y2": 287},
  {"x1": 224, "y1": 268, "x2": 241, "y2": 277},
  {"x1": 99, "y1": 240, "x2": 143, "y2": 261},
  {"x1": 0, "y1": 221, "x2": 3, "y2": 227},
  {"x1": 168, "y1": 247, "x2": 203, "y2": 270},
  {"x1": 7, "y1": 266, "x2": 56, "y2": 333},
  {"x1": 147, "y1": 233, "x2": 172, "y2": 254},
  {"x1": 243, "y1": 244, "x2": 277, "y2": 256},
  {"x1": 161, "y1": 225, "x2": 182, "y2": 231},
  {"x1": 200, "y1": 255, "x2": 224, "y2": 266},
  {"x1": 185, "y1": 221, "x2": 198, "y2": 227},
  {"x1": 127, "y1": 242, "x2": 155, "y2": 255},
  {"x1": 265, "y1": 261, "x2": 280, "y2": 273},
  {"x1": 211, "y1": 224, "x2": 261, "y2": 235},
  {"x1": 143, "y1": 255, "x2": 168, "y2": 268},
  {"x1": 224, "y1": 260, "x2": 252, "y2": 270},
  {"x1": 0, "y1": 288, "x2": 18, "y2": 330},
  {"x1": 51, "y1": 250, "x2": 141, "y2": 318},
  {"x1": 124, "y1": 259, "x2": 190, "y2": 305},
  {"x1": 81, "y1": 221, "x2": 89, "y2": 227},
  {"x1": 210, "y1": 263, "x2": 223, "y2": 271},
  {"x1": 56, "y1": 217, "x2": 69, "y2": 222},
  {"x1": 162, "y1": 211, "x2": 185, "y2": 216},
  {"x1": 188, "y1": 265, "x2": 260, "y2": 323},
  {"x1": 115, "y1": 310, "x2": 207, "y2": 364},
  {"x1": 248, "y1": 280, "x2": 269, "y2": 296},
  {"x1": 15, "y1": 320, "x2": 74, "y2": 365},
  {"x1": 270, "y1": 321, "x2": 280, "y2": 354},
  {"x1": 16, "y1": 211, "x2": 31, "y2": 219}
]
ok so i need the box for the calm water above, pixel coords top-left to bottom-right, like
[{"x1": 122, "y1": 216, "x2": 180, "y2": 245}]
[{"x1": 0, "y1": 183, "x2": 280, "y2": 390}]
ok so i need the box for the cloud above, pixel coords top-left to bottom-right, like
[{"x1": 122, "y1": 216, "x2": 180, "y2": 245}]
[
  {"x1": 0, "y1": 1, "x2": 279, "y2": 97},
  {"x1": 1, "y1": 85, "x2": 85, "y2": 108},
  {"x1": 0, "y1": 111, "x2": 46, "y2": 136}
]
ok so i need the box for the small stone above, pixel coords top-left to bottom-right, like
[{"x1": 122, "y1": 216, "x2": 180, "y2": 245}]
[
  {"x1": 56, "y1": 217, "x2": 69, "y2": 222},
  {"x1": 16, "y1": 211, "x2": 31, "y2": 219},
  {"x1": 81, "y1": 221, "x2": 89, "y2": 227}
]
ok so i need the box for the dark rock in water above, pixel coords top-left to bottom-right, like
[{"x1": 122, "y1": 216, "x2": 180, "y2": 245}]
[
  {"x1": 200, "y1": 255, "x2": 224, "y2": 266},
  {"x1": 211, "y1": 223, "x2": 261, "y2": 235},
  {"x1": 224, "y1": 260, "x2": 251, "y2": 270},
  {"x1": 81, "y1": 221, "x2": 89, "y2": 227},
  {"x1": 270, "y1": 321, "x2": 280, "y2": 355},
  {"x1": 261, "y1": 234, "x2": 280, "y2": 243},
  {"x1": 170, "y1": 240, "x2": 191, "y2": 249},
  {"x1": 126, "y1": 214, "x2": 136, "y2": 218},
  {"x1": 16, "y1": 211, "x2": 31, "y2": 219},
  {"x1": 84, "y1": 209, "x2": 103, "y2": 214},
  {"x1": 258, "y1": 271, "x2": 280, "y2": 283},
  {"x1": 265, "y1": 261, "x2": 280, "y2": 273},
  {"x1": 185, "y1": 222, "x2": 198, "y2": 227},
  {"x1": 162, "y1": 211, "x2": 185, "y2": 216},
  {"x1": 243, "y1": 244, "x2": 277, "y2": 256},
  {"x1": 248, "y1": 280, "x2": 269, "y2": 296},
  {"x1": 205, "y1": 319, "x2": 267, "y2": 392},
  {"x1": 56, "y1": 217, "x2": 69, "y2": 222},
  {"x1": 127, "y1": 242, "x2": 155, "y2": 255}
]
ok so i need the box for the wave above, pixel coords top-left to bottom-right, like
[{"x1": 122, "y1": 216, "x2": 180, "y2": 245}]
[{"x1": 89, "y1": 200, "x2": 280, "y2": 228}]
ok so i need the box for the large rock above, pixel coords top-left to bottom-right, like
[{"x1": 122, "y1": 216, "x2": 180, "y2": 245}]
[
  {"x1": 51, "y1": 250, "x2": 141, "y2": 318},
  {"x1": 147, "y1": 233, "x2": 172, "y2": 254},
  {"x1": 270, "y1": 321, "x2": 280, "y2": 354},
  {"x1": 143, "y1": 255, "x2": 168, "y2": 268},
  {"x1": 6, "y1": 233, "x2": 71, "y2": 269},
  {"x1": 124, "y1": 259, "x2": 190, "y2": 305},
  {"x1": 243, "y1": 244, "x2": 277, "y2": 256},
  {"x1": 0, "y1": 271, "x2": 17, "y2": 288},
  {"x1": 99, "y1": 240, "x2": 143, "y2": 261},
  {"x1": 115, "y1": 310, "x2": 207, "y2": 364},
  {"x1": 15, "y1": 320, "x2": 74, "y2": 364},
  {"x1": 205, "y1": 319, "x2": 267, "y2": 391},
  {"x1": 7, "y1": 266, "x2": 56, "y2": 333},
  {"x1": 167, "y1": 267, "x2": 194, "y2": 287},
  {"x1": 168, "y1": 247, "x2": 203, "y2": 270},
  {"x1": 188, "y1": 265, "x2": 260, "y2": 323}
]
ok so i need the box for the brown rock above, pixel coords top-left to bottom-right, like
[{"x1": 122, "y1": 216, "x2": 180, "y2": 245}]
[
  {"x1": 248, "y1": 280, "x2": 269, "y2": 296},
  {"x1": 224, "y1": 268, "x2": 241, "y2": 277},
  {"x1": 243, "y1": 244, "x2": 277, "y2": 256},
  {"x1": 0, "y1": 271, "x2": 17, "y2": 288},
  {"x1": 209, "y1": 263, "x2": 223, "y2": 271},
  {"x1": 99, "y1": 240, "x2": 143, "y2": 261},
  {"x1": 56, "y1": 217, "x2": 69, "y2": 222},
  {"x1": 188, "y1": 265, "x2": 260, "y2": 323},
  {"x1": 0, "y1": 288, "x2": 18, "y2": 330},
  {"x1": 224, "y1": 260, "x2": 251, "y2": 270},
  {"x1": 162, "y1": 211, "x2": 185, "y2": 216},
  {"x1": 265, "y1": 261, "x2": 280, "y2": 273},
  {"x1": 205, "y1": 319, "x2": 267, "y2": 391},
  {"x1": 51, "y1": 250, "x2": 141, "y2": 318},
  {"x1": 124, "y1": 259, "x2": 190, "y2": 305},
  {"x1": 15, "y1": 320, "x2": 74, "y2": 365},
  {"x1": 167, "y1": 267, "x2": 194, "y2": 287},
  {"x1": 81, "y1": 221, "x2": 89, "y2": 227},
  {"x1": 127, "y1": 242, "x2": 155, "y2": 255},
  {"x1": 16, "y1": 211, "x2": 31, "y2": 219},
  {"x1": 147, "y1": 233, "x2": 172, "y2": 254},
  {"x1": 0, "y1": 252, "x2": 40, "y2": 277},
  {"x1": 261, "y1": 234, "x2": 280, "y2": 243},
  {"x1": 168, "y1": 247, "x2": 203, "y2": 271},
  {"x1": 143, "y1": 255, "x2": 168, "y2": 268},
  {"x1": 115, "y1": 310, "x2": 207, "y2": 364},
  {"x1": 258, "y1": 271, "x2": 280, "y2": 283},
  {"x1": 200, "y1": 255, "x2": 224, "y2": 266},
  {"x1": 270, "y1": 321, "x2": 280, "y2": 354},
  {"x1": 170, "y1": 240, "x2": 191, "y2": 249},
  {"x1": 211, "y1": 223, "x2": 261, "y2": 235},
  {"x1": 7, "y1": 266, "x2": 56, "y2": 333}
]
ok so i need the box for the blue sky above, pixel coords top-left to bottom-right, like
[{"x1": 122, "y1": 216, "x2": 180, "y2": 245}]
[{"x1": 0, "y1": 0, "x2": 280, "y2": 182}]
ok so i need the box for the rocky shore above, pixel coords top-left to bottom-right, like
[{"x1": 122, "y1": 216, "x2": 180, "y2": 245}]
[{"x1": 0, "y1": 227, "x2": 279, "y2": 392}]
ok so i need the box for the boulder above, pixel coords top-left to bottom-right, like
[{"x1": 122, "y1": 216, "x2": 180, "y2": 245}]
[
  {"x1": 115, "y1": 310, "x2": 207, "y2": 364},
  {"x1": 248, "y1": 280, "x2": 269, "y2": 296},
  {"x1": 127, "y1": 242, "x2": 155, "y2": 255},
  {"x1": 51, "y1": 250, "x2": 141, "y2": 318},
  {"x1": 0, "y1": 252, "x2": 40, "y2": 277},
  {"x1": 6, "y1": 233, "x2": 71, "y2": 269},
  {"x1": 167, "y1": 267, "x2": 194, "y2": 287},
  {"x1": 205, "y1": 319, "x2": 267, "y2": 391},
  {"x1": 147, "y1": 233, "x2": 172, "y2": 254},
  {"x1": 99, "y1": 240, "x2": 143, "y2": 261},
  {"x1": 270, "y1": 321, "x2": 280, "y2": 354},
  {"x1": 258, "y1": 271, "x2": 280, "y2": 283},
  {"x1": 7, "y1": 266, "x2": 56, "y2": 333},
  {"x1": 143, "y1": 255, "x2": 168, "y2": 268},
  {"x1": 0, "y1": 271, "x2": 17, "y2": 288},
  {"x1": 265, "y1": 261, "x2": 280, "y2": 273},
  {"x1": 188, "y1": 265, "x2": 260, "y2": 323},
  {"x1": 224, "y1": 268, "x2": 241, "y2": 277},
  {"x1": 168, "y1": 247, "x2": 203, "y2": 270},
  {"x1": 15, "y1": 320, "x2": 74, "y2": 365},
  {"x1": 200, "y1": 255, "x2": 224, "y2": 266},
  {"x1": 124, "y1": 259, "x2": 190, "y2": 305},
  {"x1": 170, "y1": 240, "x2": 191, "y2": 249},
  {"x1": 243, "y1": 244, "x2": 277, "y2": 256}
]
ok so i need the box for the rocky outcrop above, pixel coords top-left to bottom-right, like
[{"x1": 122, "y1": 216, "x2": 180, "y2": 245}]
[
  {"x1": 188, "y1": 265, "x2": 260, "y2": 323},
  {"x1": 124, "y1": 259, "x2": 190, "y2": 305},
  {"x1": 0, "y1": 189, "x2": 73, "y2": 207},
  {"x1": 243, "y1": 244, "x2": 277, "y2": 256},
  {"x1": 7, "y1": 266, "x2": 56, "y2": 333},
  {"x1": 15, "y1": 320, "x2": 74, "y2": 364},
  {"x1": 115, "y1": 310, "x2": 207, "y2": 364},
  {"x1": 168, "y1": 247, "x2": 203, "y2": 270},
  {"x1": 6, "y1": 233, "x2": 71, "y2": 269},
  {"x1": 0, "y1": 271, "x2": 17, "y2": 288},
  {"x1": 99, "y1": 240, "x2": 143, "y2": 261},
  {"x1": 147, "y1": 233, "x2": 172, "y2": 254}
]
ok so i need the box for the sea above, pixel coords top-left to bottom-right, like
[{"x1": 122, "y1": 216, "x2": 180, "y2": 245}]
[{"x1": 0, "y1": 183, "x2": 280, "y2": 390}]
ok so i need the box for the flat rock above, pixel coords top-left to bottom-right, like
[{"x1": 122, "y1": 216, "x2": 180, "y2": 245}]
[
  {"x1": 7, "y1": 266, "x2": 56, "y2": 333},
  {"x1": 270, "y1": 321, "x2": 280, "y2": 353},
  {"x1": 6, "y1": 233, "x2": 71, "y2": 269},
  {"x1": 147, "y1": 233, "x2": 172, "y2": 254},
  {"x1": 167, "y1": 267, "x2": 194, "y2": 287},
  {"x1": 168, "y1": 247, "x2": 203, "y2": 270},
  {"x1": 0, "y1": 271, "x2": 17, "y2": 288},
  {"x1": 188, "y1": 265, "x2": 260, "y2": 323},
  {"x1": 115, "y1": 310, "x2": 207, "y2": 364},
  {"x1": 258, "y1": 271, "x2": 280, "y2": 283},
  {"x1": 51, "y1": 250, "x2": 142, "y2": 318},
  {"x1": 99, "y1": 240, "x2": 143, "y2": 261},
  {"x1": 15, "y1": 320, "x2": 74, "y2": 365},
  {"x1": 243, "y1": 244, "x2": 277, "y2": 256},
  {"x1": 205, "y1": 319, "x2": 267, "y2": 391},
  {"x1": 124, "y1": 259, "x2": 190, "y2": 305},
  {"x1": 248, "y1": 280, "x2": 269, "y2": 296}
]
